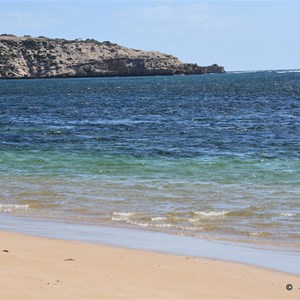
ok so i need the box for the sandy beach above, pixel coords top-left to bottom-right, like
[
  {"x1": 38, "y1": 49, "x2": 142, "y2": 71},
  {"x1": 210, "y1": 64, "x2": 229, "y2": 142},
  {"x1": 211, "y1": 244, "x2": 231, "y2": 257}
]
[{"x1": 0, "y1": 231, "x2": 299, "y2": 299}]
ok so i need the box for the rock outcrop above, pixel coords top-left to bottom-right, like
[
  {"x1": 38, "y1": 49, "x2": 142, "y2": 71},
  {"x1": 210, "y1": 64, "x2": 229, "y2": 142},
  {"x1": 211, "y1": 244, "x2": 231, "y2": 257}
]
[{"x1": 0, "y1": 34, "x2": 225, "y2": 79}]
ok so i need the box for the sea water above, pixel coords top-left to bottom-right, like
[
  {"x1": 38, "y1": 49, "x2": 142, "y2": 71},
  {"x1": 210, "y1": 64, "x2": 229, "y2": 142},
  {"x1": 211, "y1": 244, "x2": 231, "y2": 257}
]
[{"x1": 1, "y1": 71, "x2": 300, "y2": 248}]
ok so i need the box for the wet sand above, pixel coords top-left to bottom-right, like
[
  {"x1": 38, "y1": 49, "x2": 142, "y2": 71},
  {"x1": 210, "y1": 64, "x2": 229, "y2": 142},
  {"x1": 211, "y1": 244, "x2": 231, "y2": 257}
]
[{"x1": 0, "y1": 231, "x2": 299, "y2": 299}]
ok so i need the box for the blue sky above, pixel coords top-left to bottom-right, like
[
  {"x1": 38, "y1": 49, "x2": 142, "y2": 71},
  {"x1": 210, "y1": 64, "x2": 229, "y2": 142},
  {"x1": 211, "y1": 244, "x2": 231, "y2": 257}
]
[{"x1": 0, "y1": 0, "x2": 299, "y2": 71}]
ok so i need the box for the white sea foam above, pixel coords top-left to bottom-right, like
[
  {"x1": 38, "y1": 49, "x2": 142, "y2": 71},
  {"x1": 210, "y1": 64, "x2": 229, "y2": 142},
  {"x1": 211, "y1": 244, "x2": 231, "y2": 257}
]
[
  {"x1": 230, "y1": 70, "x2": 261, "y2": 74},
  {"x1": 280, "y1": 212, "x2": 296, "y2": 217},
  {"x1": 151, "y1": 216, "x2": 166, "y2": 221},
  {"x1": 128, "y1": 220, "x2": 173, "y2": 228},
  {"x1": 111, "y1": 212, "x2": 135, "y2": 221},
  {"x1": 0, "y1": 204, "x2": 29, "y2": 212},
  {"x1": 153, "y1": 223, "x2": 173, "y2": 228},
  {"x1": 276, "y1": 70, "x2": 300, "y2": 74},
  {"x1": 193, "y1": 211, "x2": 228, "y2": 218},
  {"x1": 249, "y1": 231, "x2": 271, "y2": 237},
  {"x1": 112, "y1": 212, "x2": 134, "y2": 216},
  {"x1": 126, "y1": 221, "x2": 149, "y2": 227}
]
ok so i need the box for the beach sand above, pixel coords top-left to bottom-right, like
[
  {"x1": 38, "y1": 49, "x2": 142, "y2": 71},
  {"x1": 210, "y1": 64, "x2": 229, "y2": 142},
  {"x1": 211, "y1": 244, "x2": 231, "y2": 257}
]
[{"x1": 0, "y1": 231, "x2": 299, "y2": 299}]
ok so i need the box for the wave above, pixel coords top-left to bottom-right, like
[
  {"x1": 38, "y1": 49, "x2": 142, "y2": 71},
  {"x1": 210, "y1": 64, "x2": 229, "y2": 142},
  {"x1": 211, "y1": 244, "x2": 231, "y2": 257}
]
[
  {"x1": 193, "y1": 211, "x2": 228, "y2": 218},
  {"x1": 0, "y1": 204, "x2": 29, "y2": 212},
  {"x1": 276, "y1": 70, "x2": 300, "y2": 74},
  {"x1": 230, "y1": 69, "x2": 300, "y2": 74},
  {"x1": 229, "y1": 70, "x2": 262, "y2": 74},
  {"x1": 111, "y1": 211, "x2": 136, "y2": 221},
  {"x1": 110, "y1": 208, "x2": 296, "y2": 226},
  {"x1": 279, "y1": 212, "x2": 297, "y2": 217}
]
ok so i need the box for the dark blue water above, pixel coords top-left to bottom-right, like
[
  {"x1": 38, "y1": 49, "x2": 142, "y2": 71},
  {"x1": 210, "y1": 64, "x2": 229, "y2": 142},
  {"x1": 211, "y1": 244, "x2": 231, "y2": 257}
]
[
  {"x1": 1, "y1": 71, "x2": 300, "y2": 247},
  {"x1": 1, "y1": 72, "x2": 300, "y2": 157}
]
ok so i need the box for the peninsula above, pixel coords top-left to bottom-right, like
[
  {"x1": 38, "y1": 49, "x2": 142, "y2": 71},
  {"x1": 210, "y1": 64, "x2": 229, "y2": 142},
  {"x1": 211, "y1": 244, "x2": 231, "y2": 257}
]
[{"x1": 0, "y1": 34, "x2": 225, "y2": 79}]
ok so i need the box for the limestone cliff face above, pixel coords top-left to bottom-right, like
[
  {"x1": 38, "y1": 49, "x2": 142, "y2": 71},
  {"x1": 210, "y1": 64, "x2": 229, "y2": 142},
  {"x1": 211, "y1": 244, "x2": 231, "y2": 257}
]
[{"x1": 0, "y1": 35, "x2": 225, "y2": 79}]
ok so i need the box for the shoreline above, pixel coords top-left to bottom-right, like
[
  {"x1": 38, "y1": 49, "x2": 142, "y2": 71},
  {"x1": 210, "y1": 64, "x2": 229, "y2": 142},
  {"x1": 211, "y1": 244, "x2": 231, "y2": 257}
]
[
  {"x1": 0, "y1": 230, "x2": 299, "y2": 299},
  {"x1": 0, "y1": 72, "x2": 223, "y2": 81},
  {"x1": 0, "y1": 214, "x2": 300, "y2": 276}
]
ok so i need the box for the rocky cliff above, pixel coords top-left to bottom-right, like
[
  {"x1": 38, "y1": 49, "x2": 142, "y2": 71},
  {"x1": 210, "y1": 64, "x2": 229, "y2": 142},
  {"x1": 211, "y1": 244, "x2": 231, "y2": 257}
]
[{"x1": 0, "y1": 34, "x2": 225, "y2": 79}]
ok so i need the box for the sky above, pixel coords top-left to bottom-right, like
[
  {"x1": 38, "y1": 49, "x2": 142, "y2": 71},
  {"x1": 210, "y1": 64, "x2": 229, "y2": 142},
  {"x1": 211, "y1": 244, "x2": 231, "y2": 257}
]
[{"x1": 0, "y1": 0, "x2": 299, "y2": 71}]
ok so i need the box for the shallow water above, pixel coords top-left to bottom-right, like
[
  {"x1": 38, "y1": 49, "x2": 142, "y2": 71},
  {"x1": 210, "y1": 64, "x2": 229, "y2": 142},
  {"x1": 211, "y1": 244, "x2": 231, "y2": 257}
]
[{"x1": 1, "y1": 71, "x2": 300, "y2": 247}]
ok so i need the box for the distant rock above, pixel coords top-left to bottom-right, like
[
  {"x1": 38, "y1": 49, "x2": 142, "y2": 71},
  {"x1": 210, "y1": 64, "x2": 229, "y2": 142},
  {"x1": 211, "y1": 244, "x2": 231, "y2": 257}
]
[{"x1": 0, "y1": 35, "x2": 225, "y2": 79}]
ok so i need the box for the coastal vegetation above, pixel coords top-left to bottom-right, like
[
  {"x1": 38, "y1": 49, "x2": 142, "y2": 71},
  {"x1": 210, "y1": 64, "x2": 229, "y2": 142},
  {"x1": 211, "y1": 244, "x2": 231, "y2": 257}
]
[{"x1": 0, "y1": 35, "x2": 225, "y2": 79}]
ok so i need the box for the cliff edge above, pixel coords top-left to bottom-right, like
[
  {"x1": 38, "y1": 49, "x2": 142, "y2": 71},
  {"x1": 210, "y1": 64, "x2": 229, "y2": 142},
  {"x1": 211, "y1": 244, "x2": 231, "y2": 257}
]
[{"x1": 0, "y1": 34, "x2": 225, "y2": 79}]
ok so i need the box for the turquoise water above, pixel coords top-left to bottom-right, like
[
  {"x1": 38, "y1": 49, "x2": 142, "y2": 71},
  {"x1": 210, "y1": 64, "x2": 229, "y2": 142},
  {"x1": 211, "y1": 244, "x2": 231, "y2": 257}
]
[{"x1": 1, "y1": 72, "x2": 300, "y2": 247}]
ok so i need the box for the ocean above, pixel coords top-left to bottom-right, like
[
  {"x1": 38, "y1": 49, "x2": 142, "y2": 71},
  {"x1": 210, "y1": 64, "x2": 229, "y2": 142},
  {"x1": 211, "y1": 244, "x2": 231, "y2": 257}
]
[{"x1": 1, "y1": 71, "x2": 300, "y2": 249}]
